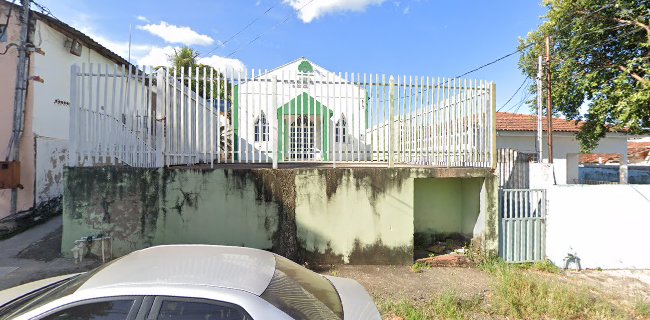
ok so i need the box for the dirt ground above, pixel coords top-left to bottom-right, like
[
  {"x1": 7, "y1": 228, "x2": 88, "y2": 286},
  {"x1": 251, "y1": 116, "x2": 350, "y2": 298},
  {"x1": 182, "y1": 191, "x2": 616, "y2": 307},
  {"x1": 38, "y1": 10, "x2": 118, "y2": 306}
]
[{"x1": 324, "y1": 265, "x2": 491, "y2": 302}]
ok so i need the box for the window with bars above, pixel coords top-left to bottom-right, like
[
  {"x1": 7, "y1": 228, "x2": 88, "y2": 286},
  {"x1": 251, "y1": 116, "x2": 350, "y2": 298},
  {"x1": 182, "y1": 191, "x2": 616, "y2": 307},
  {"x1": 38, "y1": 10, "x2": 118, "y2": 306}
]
[
  {"x1": 290, "y1": 116, "x2": 314, "y2": 159},
  {"x1": 254, "y1": 112, "x2": 269, "y2": 142},
  {"x1": 335, "y1": 116, "x2": 347, "y2": 143}
]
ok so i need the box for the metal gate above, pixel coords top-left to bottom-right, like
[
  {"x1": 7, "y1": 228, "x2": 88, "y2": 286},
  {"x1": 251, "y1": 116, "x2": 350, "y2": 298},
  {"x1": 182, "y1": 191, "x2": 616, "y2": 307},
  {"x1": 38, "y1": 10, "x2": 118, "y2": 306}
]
[{"x1": 499, "y1": 189, "x2": 546, "y2": 262}]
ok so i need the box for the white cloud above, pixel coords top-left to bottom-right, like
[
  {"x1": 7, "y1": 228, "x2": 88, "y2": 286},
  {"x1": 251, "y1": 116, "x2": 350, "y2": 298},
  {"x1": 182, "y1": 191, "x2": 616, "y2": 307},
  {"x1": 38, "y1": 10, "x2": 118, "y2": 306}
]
[
  {"x1": 137, "y1": 21, "x2": 214, "y2": 46},
  {"x1": 403, "y1": 6, "x2": 410, "y2": 14},
  {"x1": 136, "y1": 15, "x2": 149, "y2": 22},
  {"x1": 198, "y1": 55, "x2": 246, "y2": 76},
  {"x1": 137, "y1": 46, "x2": 177, "y2": 67},
  {"x1": 283, "y1": 0, "x2": 386, "y2": 23}
]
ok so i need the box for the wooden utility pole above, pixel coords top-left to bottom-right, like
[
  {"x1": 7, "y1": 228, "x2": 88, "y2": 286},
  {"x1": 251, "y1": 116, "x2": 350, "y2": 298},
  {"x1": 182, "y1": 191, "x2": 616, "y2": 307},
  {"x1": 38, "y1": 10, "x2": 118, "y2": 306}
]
[
  {"x1": 536, "y1": 56, "x2": 543, "y2": 162},
  {"x1": 545, "y1": 36, "x2": 554, "y2": 163}
]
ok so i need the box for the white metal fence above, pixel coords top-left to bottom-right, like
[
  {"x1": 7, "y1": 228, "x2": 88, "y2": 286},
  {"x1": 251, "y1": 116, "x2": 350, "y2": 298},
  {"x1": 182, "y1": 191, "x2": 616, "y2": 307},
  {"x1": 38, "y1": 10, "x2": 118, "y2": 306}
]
[
  {"x1": 69, "y1": 64, "x2": 496, "y2": 168},
  {"x1": 499, "y1": 189, "x2": 546, "y2": 263},
  {"x1": 496, "y1": 148, "x2": 537, "y2": 188}
]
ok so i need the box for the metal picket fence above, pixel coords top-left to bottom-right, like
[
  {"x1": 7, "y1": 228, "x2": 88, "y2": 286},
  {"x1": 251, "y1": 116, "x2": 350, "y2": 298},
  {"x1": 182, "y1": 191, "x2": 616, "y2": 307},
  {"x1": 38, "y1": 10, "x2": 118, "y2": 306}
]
[
  {"x1": 499, "y1": 189, "x2": 546, "y2": 263},
  {"x1": 68, "y1": 63, "x2": 496, "y2": 168}
]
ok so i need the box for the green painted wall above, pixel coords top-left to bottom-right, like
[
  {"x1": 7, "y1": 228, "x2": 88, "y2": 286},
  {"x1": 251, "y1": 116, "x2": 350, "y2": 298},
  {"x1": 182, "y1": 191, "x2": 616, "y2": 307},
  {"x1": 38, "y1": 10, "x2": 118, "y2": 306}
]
[
  {"x1": 62, "y1": 167, "x2": 498, "y2": 264},
  {"x1": 413, "y1": 178, "x2": 483, "y2": 237}
]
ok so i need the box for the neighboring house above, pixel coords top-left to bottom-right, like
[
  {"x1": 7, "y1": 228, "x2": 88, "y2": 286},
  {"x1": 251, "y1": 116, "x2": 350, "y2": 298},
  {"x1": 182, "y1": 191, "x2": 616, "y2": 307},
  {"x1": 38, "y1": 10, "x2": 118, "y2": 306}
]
[
  {"x1": 235, "y1": 59, "x2": 366, "y2": 162},
  {"x1": 495, "y1": 112, "x2": 629, "y2": 184},
  {"x1": 0, "y1": 0, "x2": 131, "y2": 219},
  {"x1": 628, "y1": 137, "x2": 650, "y2": 165}
]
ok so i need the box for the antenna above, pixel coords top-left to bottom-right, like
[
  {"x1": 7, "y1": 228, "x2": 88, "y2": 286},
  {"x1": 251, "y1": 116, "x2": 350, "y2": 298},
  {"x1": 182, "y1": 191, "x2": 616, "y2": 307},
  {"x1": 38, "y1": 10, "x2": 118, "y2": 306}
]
[{"x1": 127, "y1": 24, "x2": 132, "y2": 64}]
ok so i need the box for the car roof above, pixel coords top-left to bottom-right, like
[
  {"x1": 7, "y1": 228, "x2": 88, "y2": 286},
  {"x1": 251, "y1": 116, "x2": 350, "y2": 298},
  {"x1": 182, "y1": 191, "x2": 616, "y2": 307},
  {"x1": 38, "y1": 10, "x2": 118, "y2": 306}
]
[{"x1": 76, "y1": 245, "x2": 277, "y2": 296}]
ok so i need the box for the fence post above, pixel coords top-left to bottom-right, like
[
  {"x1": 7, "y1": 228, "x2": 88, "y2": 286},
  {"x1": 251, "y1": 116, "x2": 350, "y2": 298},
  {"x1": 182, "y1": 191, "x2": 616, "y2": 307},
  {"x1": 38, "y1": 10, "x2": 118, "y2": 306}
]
[
  {"x1": 389, "y1": 75, "x2": 396, "y2": 168},
  {"x1": 272, "y1": 75, "x2": 278, "y2": 169},
  {"x1": 155, "y1": 68, "x2": 165, "y2": 167},
  {"x1": 68, "y1": 64, "x2": 79, "y2": 167},
  {"x1": 491, "y1": 82, "x2": 497, "y2": 169}
]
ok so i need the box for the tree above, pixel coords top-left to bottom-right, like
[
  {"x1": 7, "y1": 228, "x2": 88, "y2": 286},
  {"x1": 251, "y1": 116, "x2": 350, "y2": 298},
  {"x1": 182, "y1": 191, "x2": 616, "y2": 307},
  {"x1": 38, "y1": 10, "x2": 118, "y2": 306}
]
[
  {"x1": 519, "y1": 0, "x2": 650, "y2": 152},
  {"x1": 167, "y1": 46, "x2": 231, "y2": 102}
]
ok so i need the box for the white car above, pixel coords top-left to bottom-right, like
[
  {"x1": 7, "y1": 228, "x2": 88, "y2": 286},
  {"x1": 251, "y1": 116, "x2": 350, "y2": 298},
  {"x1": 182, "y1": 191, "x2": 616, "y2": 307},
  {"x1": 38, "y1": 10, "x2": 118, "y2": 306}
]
[{"x1": 0, "y1": 245, "x2": 380, "y2": 320}]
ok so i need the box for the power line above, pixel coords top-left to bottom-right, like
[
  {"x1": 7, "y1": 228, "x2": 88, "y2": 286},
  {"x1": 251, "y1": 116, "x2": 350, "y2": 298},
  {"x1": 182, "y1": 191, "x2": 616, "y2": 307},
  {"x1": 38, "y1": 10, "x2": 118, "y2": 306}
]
[
  {"x1": 498, "y1": 77, "x2": 529, "y2": 112},
  {"x1": 202, "y1": 2, "x2": 279, "y2": 57},
  {"x1": 226, "y1": 0, "x2": 315, "y2": 58}
]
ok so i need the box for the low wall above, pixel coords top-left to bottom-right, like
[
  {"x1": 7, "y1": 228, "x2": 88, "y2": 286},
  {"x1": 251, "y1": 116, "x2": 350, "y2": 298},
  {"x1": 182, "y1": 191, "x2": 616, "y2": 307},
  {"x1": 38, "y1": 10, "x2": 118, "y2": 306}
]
[
  {"x1": 63, "y1": 166, "x2": 498, "y2": 264},
  {"x1": 579, "y1": 165, "x2": 650, "y2": 184},
  {"x1": 546, "y1": 184, "x2": 650, "y2": 269}
]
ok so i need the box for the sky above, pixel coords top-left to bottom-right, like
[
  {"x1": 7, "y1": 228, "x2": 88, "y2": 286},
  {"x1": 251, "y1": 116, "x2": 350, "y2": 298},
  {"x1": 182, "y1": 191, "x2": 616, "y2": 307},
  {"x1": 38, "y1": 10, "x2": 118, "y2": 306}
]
[{"x1": 35, "y1": 0, "x2": 548, "y2": 113}]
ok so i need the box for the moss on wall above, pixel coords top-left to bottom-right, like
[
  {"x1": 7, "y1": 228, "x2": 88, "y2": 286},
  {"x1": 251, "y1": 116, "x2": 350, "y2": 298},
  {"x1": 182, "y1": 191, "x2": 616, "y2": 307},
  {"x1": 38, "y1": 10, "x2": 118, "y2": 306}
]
[{"x1": 62, "y1": 166, "x2": 497, "y2": 264}]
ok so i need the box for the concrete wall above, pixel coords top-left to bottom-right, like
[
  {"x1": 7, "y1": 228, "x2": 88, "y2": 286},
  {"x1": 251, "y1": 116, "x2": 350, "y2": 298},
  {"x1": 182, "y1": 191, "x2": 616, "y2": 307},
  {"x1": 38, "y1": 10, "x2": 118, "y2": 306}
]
[
  {"x1": 414, "y1": 178, "x2": 483, "y2": 237},
  {"x1": 579, "y1": 165, "x2": 650, "y2": 184},
  {"x1": 546, "y1": 184, "x2": 650, "y2": 269},
  {"x1": 497, "y1": 132, "x2": 628, "y2": 185},
  {"x1": 63, "y1": 167, "x2": 498, "y2": 264}
]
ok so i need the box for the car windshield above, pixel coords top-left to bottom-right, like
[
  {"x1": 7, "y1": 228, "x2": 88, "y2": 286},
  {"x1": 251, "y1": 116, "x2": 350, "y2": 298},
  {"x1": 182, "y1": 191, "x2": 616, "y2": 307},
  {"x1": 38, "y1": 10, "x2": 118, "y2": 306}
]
[
  {"x1": 260, "y1": 256, "x2": 343, "y2": 320},
  {"x1": 0, "y1": 259, "x2": 118, "y2": 319}
]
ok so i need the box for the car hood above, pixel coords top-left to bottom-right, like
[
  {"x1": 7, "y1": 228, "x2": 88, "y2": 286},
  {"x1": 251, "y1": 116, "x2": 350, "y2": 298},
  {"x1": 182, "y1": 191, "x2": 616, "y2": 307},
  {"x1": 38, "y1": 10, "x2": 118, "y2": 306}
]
[
  {"x1": 325, "y1": 276, "x2": 381, "y2": 320},
  {"x1": 0, "y1": 274, "x2": 77, "y2": 307}
]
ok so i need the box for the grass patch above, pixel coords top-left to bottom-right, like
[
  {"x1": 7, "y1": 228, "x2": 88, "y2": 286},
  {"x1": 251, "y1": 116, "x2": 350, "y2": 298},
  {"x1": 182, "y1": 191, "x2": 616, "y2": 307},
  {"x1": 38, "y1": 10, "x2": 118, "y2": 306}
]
[
  {"x1": 516, "y1": 259, "x2": 562, "y2": 273},
  {"x1": 379, "y1": 293, "x2": 482, "y2": 320},
  {"x1": 488, "y1": 262, "x2": 629, "y2": 319},
  {"x1": 381, "y1": 259, "x2": 640, "y2": 320},
  {"x1": 635, "y1": 300, "x2": 650, "y2": 318},
  {"x1": 410, "y1": 261, "x2": 431, "y2": 273}
]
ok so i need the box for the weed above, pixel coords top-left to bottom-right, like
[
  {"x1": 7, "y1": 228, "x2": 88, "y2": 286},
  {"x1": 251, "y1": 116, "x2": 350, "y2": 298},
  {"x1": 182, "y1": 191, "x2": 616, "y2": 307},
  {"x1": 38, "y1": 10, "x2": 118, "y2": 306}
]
[
  {"x1": 516, "y1": 259, "x2": 562, "y2": 273},
  {"x1": 410, "y1": 261, "x2": 430, "y2": 273},
  {"x1": 488, "y1": 262, "x2": 627, "y2": 319},
  {"x1": 378, "y1": 293, "x2": 482, "y2": 320},
  {"x1": 635, "y1": 300, "x2": 650, "y2": 318}
]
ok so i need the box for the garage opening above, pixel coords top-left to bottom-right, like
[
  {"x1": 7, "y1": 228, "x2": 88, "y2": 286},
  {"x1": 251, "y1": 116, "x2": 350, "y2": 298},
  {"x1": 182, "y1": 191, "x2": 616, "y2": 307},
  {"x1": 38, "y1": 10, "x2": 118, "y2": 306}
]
[{"x1": 413, "y1": 178, "x2": 484, "y2": 260}]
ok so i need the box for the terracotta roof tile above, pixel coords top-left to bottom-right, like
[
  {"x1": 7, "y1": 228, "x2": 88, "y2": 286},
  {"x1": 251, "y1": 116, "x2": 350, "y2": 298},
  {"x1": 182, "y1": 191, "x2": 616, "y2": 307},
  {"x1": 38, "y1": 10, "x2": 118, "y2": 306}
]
[
  {"x1": 496, "y1": 112, "x2": 582, "y2": 132},
  {"x1": 579, "y1": 154, "x2": 621, "y2": 164},
  {"x1": 628, "y1": 141, "x2": 650, "y2": 164}
]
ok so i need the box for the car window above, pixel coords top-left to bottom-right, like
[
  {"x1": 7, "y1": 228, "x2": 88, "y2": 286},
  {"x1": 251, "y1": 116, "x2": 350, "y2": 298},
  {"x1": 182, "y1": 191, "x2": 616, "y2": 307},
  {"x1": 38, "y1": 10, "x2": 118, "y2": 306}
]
[
  {"x1": 0, "y1": 259, "x2": 120, "y2": 319},
  {"x1": 40, "y1": 299, "x2": 134, "y2": 320},
  {"x1": 260, "y1": 256, "x2": 343, "y2": 320},
  {"x1": 154, "y1": 299, "x2": 251, "y2": 320}
]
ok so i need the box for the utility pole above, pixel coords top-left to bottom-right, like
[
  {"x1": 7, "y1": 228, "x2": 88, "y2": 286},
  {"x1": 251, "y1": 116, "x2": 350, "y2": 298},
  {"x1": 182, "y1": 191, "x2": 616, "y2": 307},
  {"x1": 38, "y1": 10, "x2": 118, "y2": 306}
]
[
  {"x1": 545, "y1": 36, "x2": 554, "y2": 164},
  {"x1": 9, "y1": 0, "x2": 31, "y2": 214},
  {"x1": 536, "y1": 55, "x2": 543, "y2": 163}
]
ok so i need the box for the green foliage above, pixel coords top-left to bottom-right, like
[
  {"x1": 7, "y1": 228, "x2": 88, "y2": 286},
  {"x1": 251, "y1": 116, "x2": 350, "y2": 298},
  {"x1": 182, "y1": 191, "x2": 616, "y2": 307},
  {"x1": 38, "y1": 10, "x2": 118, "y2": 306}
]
[
  {"x1": 378, "y1": 293, "x2": 482, "y2": 320},
  {"x1": 519, "y1": 0, "x2": 650, "y2": 151},
  {"x1": 167, "y1": 46, "x2": 231, "y2": 101},
  {"x1": 517, "y1": 259, "x2": 562, "y2": 273},
  {"x1": 488, "y1": 262, "x2": 627, "y2": 319},
  {"x1": 410, "y1": 261, "x2": 431, "y2": 273},
  {"x1": 634, "y1": 300, "x2": 650, "y2": 318}
]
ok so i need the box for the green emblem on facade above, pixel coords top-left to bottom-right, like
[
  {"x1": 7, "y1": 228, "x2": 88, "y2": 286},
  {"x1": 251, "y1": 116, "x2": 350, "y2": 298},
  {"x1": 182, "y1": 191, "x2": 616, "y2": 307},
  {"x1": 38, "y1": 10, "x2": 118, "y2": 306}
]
[{"x1": 298, "y1": 60, "x2": 314, "y2": 73}]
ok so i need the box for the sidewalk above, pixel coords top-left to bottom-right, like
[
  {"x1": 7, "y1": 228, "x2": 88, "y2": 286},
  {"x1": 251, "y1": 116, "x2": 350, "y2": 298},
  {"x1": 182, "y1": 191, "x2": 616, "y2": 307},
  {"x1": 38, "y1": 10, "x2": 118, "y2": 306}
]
[{"x1": 0, "y1": 216, "x2": 98, "y2": 291}]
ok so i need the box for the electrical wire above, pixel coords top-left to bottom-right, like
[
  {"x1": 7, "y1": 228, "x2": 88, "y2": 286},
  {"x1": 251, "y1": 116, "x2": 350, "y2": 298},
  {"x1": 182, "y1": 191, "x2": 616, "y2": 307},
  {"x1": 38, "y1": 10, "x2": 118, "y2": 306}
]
[
  {"x1": 202, "y1": 2, "x2": 279, "y2": 57},
  {"x1": 226, "y1": 0, "x2": 315, "y2": 58},
  {"x1": 498, "y1": 77, "x2": 529, "y2": 112}
]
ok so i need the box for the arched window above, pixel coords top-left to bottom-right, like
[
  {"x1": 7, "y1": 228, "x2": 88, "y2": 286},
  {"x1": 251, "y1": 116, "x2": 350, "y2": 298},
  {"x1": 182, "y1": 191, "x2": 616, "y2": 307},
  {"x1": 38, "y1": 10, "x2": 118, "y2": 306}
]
[
  {"x1": 254, "y1": 112, "x2": 269, "y2": 142},
  {"x1": 335, "y1": 115, "x2": 347, "y2": 143}
]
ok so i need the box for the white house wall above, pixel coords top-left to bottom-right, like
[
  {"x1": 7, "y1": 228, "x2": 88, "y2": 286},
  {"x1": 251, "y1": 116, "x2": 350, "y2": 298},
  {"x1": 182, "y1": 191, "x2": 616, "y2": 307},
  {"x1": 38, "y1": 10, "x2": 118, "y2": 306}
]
[
  {"x1": 30, "y1": 20, "x2": 133, "y2": 204},
  {"x1": 496, "y1": 132, "x2": 628, "y2": 184},
  {"x1": 237, "y1": 60, "x2": 367, "y2": 161}
]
